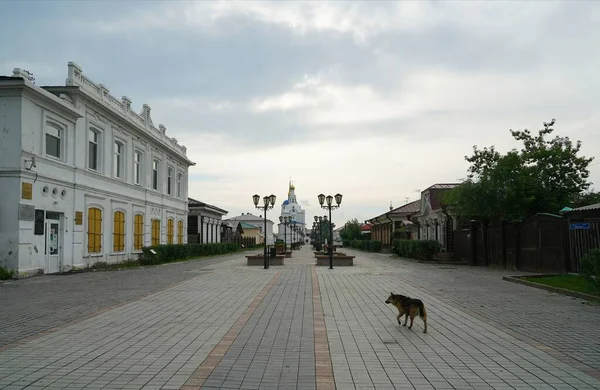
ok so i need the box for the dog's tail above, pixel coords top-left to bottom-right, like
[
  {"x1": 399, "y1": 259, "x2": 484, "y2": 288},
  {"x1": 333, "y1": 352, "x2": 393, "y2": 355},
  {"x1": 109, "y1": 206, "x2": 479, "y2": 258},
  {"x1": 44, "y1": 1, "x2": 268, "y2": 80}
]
[{"x1": 417, "y1": 300, "x2": 426, "y2": 318}]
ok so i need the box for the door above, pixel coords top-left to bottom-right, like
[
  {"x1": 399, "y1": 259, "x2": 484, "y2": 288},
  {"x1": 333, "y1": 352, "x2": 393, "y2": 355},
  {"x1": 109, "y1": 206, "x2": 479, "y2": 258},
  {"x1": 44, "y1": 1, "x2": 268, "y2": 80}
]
[{"x1": 45, "y1": 212, "x2": 61, "y2": 273}]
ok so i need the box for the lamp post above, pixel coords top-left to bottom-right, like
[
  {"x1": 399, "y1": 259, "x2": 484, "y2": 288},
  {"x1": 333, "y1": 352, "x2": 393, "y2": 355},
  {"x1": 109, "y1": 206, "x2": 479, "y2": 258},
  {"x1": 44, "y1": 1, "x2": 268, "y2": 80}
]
[
  {"x1": 279, "y1": 216, "x2": 286, "y2": 253},
  {"x1": 318, "y1": 216, "x2": 323, "y2": 249},
  {"x1": 318, "y1": 193, "x2": 343, "y2": 269},
  {"x1": 291, "y1": 220, "x2": 297, "y2": 250},
  {"x1": 253, "y1": 193, "x2": 276, "y2": 269}
]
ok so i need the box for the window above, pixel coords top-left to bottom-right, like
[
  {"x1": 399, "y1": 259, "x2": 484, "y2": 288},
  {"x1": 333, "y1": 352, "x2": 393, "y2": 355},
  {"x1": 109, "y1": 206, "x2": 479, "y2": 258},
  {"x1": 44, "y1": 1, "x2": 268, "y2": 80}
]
[
  {"x1": 88, "y1": 130, "x2": 99, "y2": 170},
  {"x1": 46, "y1": 124, "x2": 61, "y2": 159},
  {"x1": 177, "y1": 173, "x2": 182, "y2": 198},
  {"x1": 134, "y1": 214, "x2": 144, "y2": 250},
  {"x1": 151, "y1": 219, "x2": 160, "y2": 246},
  {"x1": 113, "y1": 211, "x2": 125, "y2": 252},
  {"x1": 177, "y1": 220, "x2": 184, "y2": 244},
  {"x1": 87, "y1": 207, "x2": 102, "y2": 253},
  {"x1": 167, "y1": 168, "x2": 173, "y2": 195},
  {"x1": 113, "y1": 141, "x2": 123, "y2": 178},
  {"x1": 167, "y1": 218, "x2": 174, "y2": 244},
  {"x1": 134, "y1": 151, "x2": 142, "y2": 185},
  {"x1": 152, "y1": 160, "x2": 159, "y2": 190}
]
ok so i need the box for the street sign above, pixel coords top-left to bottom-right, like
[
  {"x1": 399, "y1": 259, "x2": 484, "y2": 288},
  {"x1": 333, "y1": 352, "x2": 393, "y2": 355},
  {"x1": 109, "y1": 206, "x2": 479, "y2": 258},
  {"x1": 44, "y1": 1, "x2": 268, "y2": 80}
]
[{"x1": 569, "y1": 222, "x2": 591, "y2": 230}]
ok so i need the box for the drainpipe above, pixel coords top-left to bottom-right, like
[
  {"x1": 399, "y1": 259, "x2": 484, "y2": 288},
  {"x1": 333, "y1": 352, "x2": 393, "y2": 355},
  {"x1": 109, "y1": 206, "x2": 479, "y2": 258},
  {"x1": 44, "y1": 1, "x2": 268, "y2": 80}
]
[{"x1": 386, "y1": 213, "x2": 394, "y2": 246}]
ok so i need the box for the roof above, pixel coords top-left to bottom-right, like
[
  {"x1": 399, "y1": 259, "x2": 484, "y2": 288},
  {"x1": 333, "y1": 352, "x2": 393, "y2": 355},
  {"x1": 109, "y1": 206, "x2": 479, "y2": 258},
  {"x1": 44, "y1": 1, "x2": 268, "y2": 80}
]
[
  {"x1": 224, "y1": 213, "x2": 274, "y2": 225},
  {"x1": 240, "y1": 221, "x2": 259, "y2": 229},
  {"x1": 361, "y1": 224, "x2": 371, "y2": 231},
  {"x1": 567, "y1": 203, "x2": 600, "y2": 212},
  {"x1": 425, "y1": 183, "x2": 460, "y2": 191},
  {"x1": 188, "y1": 197, "x2": 228, "y2": 215},
  {"x1": 391, "y1": 200, "x2": 420, "y2": 214},
  {"x1": 367, "y1": 200, "x2": 421, "y2": 222}
]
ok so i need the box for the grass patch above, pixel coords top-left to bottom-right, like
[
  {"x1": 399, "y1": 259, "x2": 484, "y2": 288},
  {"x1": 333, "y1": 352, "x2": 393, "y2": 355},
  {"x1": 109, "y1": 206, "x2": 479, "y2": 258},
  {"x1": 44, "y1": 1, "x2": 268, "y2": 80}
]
[
  {"x1": 521, "y1": 274, "x2": 600, "y2": 296},
  {"x1": 0, "y1": 266, "x2": 15, "y2": 280}
]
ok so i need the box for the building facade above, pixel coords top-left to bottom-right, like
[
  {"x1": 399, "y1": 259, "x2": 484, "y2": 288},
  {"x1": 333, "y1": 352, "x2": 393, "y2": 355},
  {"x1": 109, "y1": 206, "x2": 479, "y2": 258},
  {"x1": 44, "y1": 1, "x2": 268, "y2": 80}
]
[
  {"x1": 276, "y1": 181, "x2": 306, "y2": 246},
  {"x1": 367, "y1": 200, "x2": 420, "y2": 246},
  {"x1": 187, "y1": 198, "x2": 228, "y2": 244},
  {"x1": 413, "y1": 184, "x2": 459, "y2": 251},
  {"x1": 0, "y1": 63, "x2": 195, "y2": 276},
  {"x1": 224, "y1": 213, "x2": 275, "y2": 245}
]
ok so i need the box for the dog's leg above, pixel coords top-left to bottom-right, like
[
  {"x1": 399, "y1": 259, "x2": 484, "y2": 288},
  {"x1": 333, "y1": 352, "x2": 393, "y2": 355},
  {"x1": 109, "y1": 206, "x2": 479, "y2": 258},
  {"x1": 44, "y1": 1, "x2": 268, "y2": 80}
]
[
  {"x1": 422, "y1": 307, "x2": 427, "y2": 333},
  {"x1": 396, "y1": 312, "x2": 402, "y2": 325},
  {"x1": 408, "y1": 307, "x2": 416, "y2": 330},
  {"x1": 402, "y1": 313, "x2": 408, "y2": 326}
]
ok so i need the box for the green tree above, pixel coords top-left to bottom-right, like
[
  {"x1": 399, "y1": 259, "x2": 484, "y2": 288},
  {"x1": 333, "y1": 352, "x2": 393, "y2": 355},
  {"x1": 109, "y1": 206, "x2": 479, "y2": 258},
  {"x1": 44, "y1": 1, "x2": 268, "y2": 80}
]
[
  {"x1": 444, "y1": 120, "x2": 593, "y2": 221},
  {"x1": 340, "y1": 218, "x2": 362, "y2": 241}
]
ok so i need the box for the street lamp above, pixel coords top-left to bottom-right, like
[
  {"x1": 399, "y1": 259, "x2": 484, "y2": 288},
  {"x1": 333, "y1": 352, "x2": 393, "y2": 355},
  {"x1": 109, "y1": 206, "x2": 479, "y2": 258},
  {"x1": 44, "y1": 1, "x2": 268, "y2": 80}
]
[
  {"x1": 318, "y1": 193, "x2": 343, "y2": 269},
  {"x1": 253, "y1": 193, "x2": 276, "y2": 269}
]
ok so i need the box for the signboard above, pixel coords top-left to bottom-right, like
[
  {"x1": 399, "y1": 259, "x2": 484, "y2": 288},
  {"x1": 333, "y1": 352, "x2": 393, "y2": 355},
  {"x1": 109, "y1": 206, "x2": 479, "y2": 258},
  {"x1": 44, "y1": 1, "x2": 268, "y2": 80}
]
[
  {"x1": 569, "y1": 222, "x2": 591, "y2": 230},
  {"x1": 75, "y1": 211, "x2": 83, "y2": 225},
  {"x1": 18, "y1": 204, "x2": 35, "y2": 221},
  {"x1": 21, "y1": 182, "x2": 32, "y2": 200}
]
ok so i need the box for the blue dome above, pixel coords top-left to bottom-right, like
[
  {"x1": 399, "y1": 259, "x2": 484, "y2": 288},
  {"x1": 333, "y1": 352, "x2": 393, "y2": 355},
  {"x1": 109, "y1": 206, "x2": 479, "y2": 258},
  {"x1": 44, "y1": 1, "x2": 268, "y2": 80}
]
[{"x1": 282, "y1": 200, "x2": 290, "y2": 205}]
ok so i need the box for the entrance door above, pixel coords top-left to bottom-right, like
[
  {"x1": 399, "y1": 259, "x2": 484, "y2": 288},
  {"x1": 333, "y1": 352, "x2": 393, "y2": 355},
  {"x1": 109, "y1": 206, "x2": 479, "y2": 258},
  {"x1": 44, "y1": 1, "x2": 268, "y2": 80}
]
[{"x1": 45, "y1": 212, "x2": 61, "y2": 273}]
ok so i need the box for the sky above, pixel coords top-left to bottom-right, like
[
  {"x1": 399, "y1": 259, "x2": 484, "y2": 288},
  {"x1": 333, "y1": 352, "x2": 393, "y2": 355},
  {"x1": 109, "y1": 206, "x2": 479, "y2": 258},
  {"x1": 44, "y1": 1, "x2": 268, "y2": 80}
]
[{"x1": 2, "y1": 0, "x2": 600, "y2": 230}]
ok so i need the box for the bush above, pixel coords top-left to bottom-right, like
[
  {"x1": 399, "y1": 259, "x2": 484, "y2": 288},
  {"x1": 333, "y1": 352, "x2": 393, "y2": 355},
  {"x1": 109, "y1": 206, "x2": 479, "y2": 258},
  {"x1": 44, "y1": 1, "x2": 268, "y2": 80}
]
[
  {"x1": 140, "y1": 243, "x2": 240, "y2": 265},
  {"x1": 581, "y1": 249, "x2": 600, "y2": 292},
  {"x1": 348, "y1": 240, "x2": 382, "y2": 252},
  {"x1": 392, "y1": 239, "x2": 441, "y2": 261},
  {"x1": 0, "y1": 266, "x2": 15, "y2": 280}
]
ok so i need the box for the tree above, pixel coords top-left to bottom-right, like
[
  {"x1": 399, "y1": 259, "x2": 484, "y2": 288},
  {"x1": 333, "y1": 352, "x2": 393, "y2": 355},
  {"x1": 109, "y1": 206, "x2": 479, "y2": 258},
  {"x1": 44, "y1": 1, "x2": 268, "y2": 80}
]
[
  {"x1": 340, "y1": 218, "x2": 362, "y2": 241},
  {"x1": 444, "y1": 120, "x2": 594, "y2": 221}
]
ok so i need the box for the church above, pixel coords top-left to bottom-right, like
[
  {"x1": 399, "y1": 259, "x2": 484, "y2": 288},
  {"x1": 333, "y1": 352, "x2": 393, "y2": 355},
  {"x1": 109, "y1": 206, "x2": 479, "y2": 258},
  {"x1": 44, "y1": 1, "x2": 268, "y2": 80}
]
[{"x1": 276, "y1": 181, "x2": 306, "y2": 246}]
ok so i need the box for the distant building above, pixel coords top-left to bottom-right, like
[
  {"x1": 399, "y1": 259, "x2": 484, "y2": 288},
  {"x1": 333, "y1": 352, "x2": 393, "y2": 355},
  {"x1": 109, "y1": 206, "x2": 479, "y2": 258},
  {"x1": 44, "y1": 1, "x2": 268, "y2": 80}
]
[
  {"x1": 276, "y1": 180, "x2": 306, "y2": 246},
  {"x1": 224, "y1": 213, "x2": 275, "y2": 245},
  {"x1": 413, "y1": 183, "x2": 459, "y2": 251},
  {"x1": 0, "y1": 63, "x2": 195, "y2": 276},
  {"x1": 187, "y1": 198, "x2": 228, "y2": 244},
  {"x1": 366, "y1": 200, "x2": 420, "y2": 246}
]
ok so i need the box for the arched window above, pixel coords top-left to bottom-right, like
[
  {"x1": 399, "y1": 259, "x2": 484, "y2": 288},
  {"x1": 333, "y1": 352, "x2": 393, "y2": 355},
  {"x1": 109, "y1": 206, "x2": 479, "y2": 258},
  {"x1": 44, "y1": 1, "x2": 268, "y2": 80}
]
[
  {"x1": 134, "y1": 214, "x2": 144, "y2": 250},
  {"x1": 113, "y1": 211, "x2": 125, "y2": 252},
  {"x1": 167, "y1": 218, "x2": 174, "y2": 244},
  {"x1": 177, "y1": 220, "x2": 184, "y2": 244},
  {"x1": 151, "y1": 219, "x2": 161, "y2": 246},
  {"x1": 88, "y1": 207, "x2": 102, "y2": 253}
]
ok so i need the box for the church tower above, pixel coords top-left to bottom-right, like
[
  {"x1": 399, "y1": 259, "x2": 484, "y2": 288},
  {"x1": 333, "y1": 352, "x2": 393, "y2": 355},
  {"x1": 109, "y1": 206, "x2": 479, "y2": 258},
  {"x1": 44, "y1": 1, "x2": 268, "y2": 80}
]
[
  {"x1": 277, "y1": 179, "x2": 306, "y2": 246},
  {"x1": 288, "y1": 180, "x2": 297, "y2": 203}
]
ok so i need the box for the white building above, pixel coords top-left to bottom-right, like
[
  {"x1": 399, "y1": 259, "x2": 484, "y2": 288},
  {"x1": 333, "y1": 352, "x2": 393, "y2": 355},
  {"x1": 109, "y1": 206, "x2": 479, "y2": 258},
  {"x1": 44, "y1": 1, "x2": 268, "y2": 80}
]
[
  {"x1": 224, "y1": 213, "x2": 275, "y2": 245},
  {"x1": 187, "y1": 198, "x2": 228, "y2": 243},
  {"x1": 276, "y1": 181, "x2": 306, "y2": 246},
  {"x1": 0, "y1": 63, "x2": 195, "y2": 276}
]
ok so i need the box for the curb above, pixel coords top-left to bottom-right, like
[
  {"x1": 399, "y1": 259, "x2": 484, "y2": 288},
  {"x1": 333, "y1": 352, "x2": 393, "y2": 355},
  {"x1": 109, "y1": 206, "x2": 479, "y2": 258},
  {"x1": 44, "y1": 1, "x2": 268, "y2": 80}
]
[{"x1": 503, "y1": 275, "x2": 600, "y2": 303}]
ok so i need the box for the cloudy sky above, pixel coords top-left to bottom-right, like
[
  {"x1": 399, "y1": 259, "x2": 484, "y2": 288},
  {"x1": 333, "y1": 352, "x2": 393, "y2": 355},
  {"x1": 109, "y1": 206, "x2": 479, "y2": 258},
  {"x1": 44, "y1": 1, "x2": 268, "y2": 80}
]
[{"x1": 2, "y1": 1, "x2": 600, "y2": 228}]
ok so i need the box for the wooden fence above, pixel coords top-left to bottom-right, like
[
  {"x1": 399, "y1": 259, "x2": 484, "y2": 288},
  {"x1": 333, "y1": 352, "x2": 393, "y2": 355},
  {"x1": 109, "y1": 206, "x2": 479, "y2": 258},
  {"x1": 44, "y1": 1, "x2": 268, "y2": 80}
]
[{"x1": 453, "y1": 214, "x2": 569, "y2": 273}]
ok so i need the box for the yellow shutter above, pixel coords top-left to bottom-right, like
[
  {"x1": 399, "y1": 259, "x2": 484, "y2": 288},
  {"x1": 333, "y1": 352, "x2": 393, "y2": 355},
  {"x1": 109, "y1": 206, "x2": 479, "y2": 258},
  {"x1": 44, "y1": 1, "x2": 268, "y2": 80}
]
[
  {"x1": 113, "y1": 211, "x2": 125, "y2": 252},
  {"x1": 134, "y1": 214, "x2": 143, "y2": 250},
  {"x1": 167, "y1": 219, "x2": 174, "y2": 244},
  {"x1": 178, "y1": 220, "x2": 184, "y2": 244},
  {"x1": 152, "y1": 219, "x2": 160, "y2": 246},
  {"x1": 88, "y1": 207, "x2": 102, "y2": 253}
]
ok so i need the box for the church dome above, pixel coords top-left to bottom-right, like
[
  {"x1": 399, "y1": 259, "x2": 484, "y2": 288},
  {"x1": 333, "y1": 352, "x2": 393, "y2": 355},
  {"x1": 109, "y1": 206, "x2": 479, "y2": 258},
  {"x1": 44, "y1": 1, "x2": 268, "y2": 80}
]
[{"x1": 282, "y1": 200, "x2": 290, "y2": 205}]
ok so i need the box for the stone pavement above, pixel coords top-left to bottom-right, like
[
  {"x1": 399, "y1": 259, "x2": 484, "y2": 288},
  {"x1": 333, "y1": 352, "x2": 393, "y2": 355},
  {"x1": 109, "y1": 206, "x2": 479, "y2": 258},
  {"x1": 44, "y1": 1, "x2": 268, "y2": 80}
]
[{"x1": 0, "y1": 245, "x2": 599, "y2": 389}]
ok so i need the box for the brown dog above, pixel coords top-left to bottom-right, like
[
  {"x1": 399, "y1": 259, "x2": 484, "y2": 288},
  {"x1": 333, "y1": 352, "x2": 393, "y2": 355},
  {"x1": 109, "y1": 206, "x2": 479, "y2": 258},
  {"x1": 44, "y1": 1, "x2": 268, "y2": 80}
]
[{"x1": 385, "y1": 292, "x2": 427, "y2": 333}]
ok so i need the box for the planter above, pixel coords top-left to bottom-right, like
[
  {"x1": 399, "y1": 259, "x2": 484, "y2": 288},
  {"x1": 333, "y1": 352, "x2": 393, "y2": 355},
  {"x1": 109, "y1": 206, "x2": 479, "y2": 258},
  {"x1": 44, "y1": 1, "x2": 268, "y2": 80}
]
[
  {"x1": 315, "y1": 255, "x2": 355, "y2": 266},
  {"x1": 245, "y1": 254, "x2": 285, "y2": 266},
  {"x1": 277, "y1": 251, "x2": 292, "y2": 258}
]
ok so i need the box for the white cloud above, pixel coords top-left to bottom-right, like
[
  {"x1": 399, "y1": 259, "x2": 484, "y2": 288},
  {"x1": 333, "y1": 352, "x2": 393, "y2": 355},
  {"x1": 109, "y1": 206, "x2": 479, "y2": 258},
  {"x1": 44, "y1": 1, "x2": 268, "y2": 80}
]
[{"x1": 250, "y1": 66, "x2": 585, "y2": 127}]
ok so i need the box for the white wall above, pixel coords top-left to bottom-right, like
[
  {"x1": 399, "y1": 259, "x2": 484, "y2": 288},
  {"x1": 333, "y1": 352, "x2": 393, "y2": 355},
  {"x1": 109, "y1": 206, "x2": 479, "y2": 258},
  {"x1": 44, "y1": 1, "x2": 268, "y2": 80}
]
[
  {"x1": 0, "y1": 94, "x2": 23, "y2": 270},
  {"x1": 1, "y1": 67, "x2": 195, "y2": 275}
]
